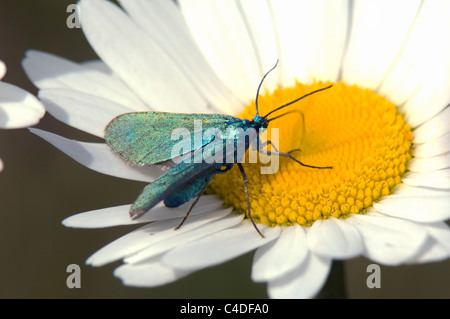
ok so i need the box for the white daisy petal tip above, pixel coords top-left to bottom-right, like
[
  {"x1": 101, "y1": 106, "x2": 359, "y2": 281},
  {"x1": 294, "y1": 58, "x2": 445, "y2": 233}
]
[
  {"x1": 408, "y1": 236, "x2": 450, "y2": 264},
  {"x1": 251, "y1": 225, "x2": 309, "y2": 283},
  {"x1": 0, "y1": 60, "x2": 6, "y2": 79},
  {"x1": 267, "y1": 253, "x2": 332, "y2": 299},
  {"x1": 61, "y1": 204, "x2": 131, "y2": 229},
  {"x1": 347, "y1": 212, "x2": 429, "y2": 266},
  {"x1": 113, "y1": 261, "x2": 193, "y2": 288},
  {"x1": 62, "y1": 196, "x2": 226, "y2": 229},
  {"x1": 0, "y1": 81, "x2": 45, "y2": 129},
  {"x1": 306, "y1": 217, "x2": 364, "y2": 260}
]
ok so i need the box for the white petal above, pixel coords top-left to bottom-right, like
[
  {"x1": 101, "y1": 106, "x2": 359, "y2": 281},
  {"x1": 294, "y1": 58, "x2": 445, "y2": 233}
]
[
  {"x1": 0, "y1": 158, "x2": 3, "y2": 172},
  {"x1": 409, "y1": 238, "x2": 450, "y2": 264},
  {"x1": 30, "y1": 128, "x2": 158, "y2": 182},
  {"x1": 373, "y1": 195, "x2": 450, "y2": 223},
  {"x1": 269, "y1": 0, "x2": 349, "y2": 86},
  {"x1": 118, "y1": 0, "x2": 243, "y2": 114},
  {"x1": 413, "y1": 131, "x2": 450, "y2": 158},
  {"x1": 402, "y1": 169, "x2": 450, "y2": 189},
  {"x1": 125, "y1": 213, "x2": 244, "y2": 264},
  {"x1": 408, "y1": 154, "x2": 450, "y2": 172},
  {"x1": 22, "y1": 50, "x2": 145, "y2": 110},
  {"x1": 267, "y1": 253, "x2": 332, "y2": 299},
  {"x1": 0, "y1": 81, "x2": 45, "y2": 129},
  {"x1": 379, "y1": 1, "x2": 450, "y2": 127},
  {"x1": 80, "y1": 60, "x2": 113, "y2": 74},
  {"x1": 162, "y1": 223, "x2": 280, "y2": 270},
  {"x1": 391, "y1": 183, "x2": 449, "y2": 197},
  {"x1": 0, "y1": 60, "x2": 6, "y2": 79},
  {"x1": 39, "y1": 88, "x2": 140, "y2": 138},
  {"x1": 86, "y1": 208, "x2": 232, "y2": 267},
  {"x1": 62, "y1": 195, "x2": 224, "y2": 228},
  {"x1": 306, "y1": 217, "x2": 363, "y2": 259},
  {"x1": 114, "y1": 258, "x2": 193, "y2": 287},
  {"x1": 413, "y1": 106, "x2": 450, "y2": 144},
  {"x1": 407, "y1": 222, "x2": 450, "y2": 263},
  {"x1": 389, "y1": 183, "x2": 445, "y2": 197},
  {"x1": 63, "y1": 204, "x2": 132, "y2": 228},
  {"x1": 236, "y1": 0, "x2": 280, "y2": 91},
  {"x1": 423, "y1": 222, "x2": 450, "y2": 252},
  {"x1": 178, "y1": 0, "x2": 261, "y2": 103},
  {"x1": 347, "y1": 212, "x2": 428, "y2": 265},
  {"x1": 79, "y1": 0, "x2": 208, "y2": 113},
  {"x1": 342, "y1": 0, "x2": 421, "y2": 90},
  {"x1": 252, "y1": 225, "x2": 308, "y2": 282}
]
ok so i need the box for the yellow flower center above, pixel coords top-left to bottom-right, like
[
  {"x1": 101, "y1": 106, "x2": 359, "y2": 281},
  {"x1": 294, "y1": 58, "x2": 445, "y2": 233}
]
[{"x1": 209, "y1": 81, "x2": 413, "y2": 226}]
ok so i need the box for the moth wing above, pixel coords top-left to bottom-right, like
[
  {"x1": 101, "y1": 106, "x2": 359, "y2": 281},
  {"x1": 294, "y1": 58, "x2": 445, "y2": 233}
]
[
  {"x1": 104, "y1": 112, "x2": 237, "y2": 166},
  {"x1": 129, "y1": 161, "x2": 222, "y2": 219}
]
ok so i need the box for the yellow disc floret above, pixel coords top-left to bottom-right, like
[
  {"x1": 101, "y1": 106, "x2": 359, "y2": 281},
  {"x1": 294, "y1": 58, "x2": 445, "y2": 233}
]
[{"x1": 208, "y1": 82, "x2": 413, "y2": 227}]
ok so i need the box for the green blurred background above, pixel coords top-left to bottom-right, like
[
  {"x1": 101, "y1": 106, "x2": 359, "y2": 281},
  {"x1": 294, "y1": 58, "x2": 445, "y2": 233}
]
[{"x1": 0, "y1": 0, "x2": 448, "y2": 298}]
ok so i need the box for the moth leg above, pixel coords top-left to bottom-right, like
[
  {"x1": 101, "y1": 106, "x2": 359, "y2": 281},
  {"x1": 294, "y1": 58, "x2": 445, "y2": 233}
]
[
  {"x1": 237, "y1": 163, "x2": 264, "y2": 238},
  {"x1": 287, "y1": 148, "x2": 302, "y2": 154},
  {"x1": 174, "y1": 185, "x2": 207, "y2": 231},
  {"x1": 259, "y1": 139, "x2": 332, "y2": 169},
  {"x1": 257, "y1": 135, "x2": 286, "y2": 154},
  {"x1": 176, "y1": 164, "x2": 232, "y2": 230},
  {"x1": 259, "y1": 139, "x2": 300, "y2": 154},
  {"x1": 258, "y1": 139, "x2": 281, "y2": 153}
]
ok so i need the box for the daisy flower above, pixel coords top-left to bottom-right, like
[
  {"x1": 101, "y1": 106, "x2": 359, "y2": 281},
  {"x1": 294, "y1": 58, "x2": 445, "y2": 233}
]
[
  {"x1": 0, "y1": 59, "x2": 45, "y2": 171},
  {"x1": 25, "y1": 0, "x2": 449, "y2": 298}
]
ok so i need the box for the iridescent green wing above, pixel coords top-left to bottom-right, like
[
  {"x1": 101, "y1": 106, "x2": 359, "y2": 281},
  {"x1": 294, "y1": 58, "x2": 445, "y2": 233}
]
[
  {"x1": 129, "y1": 161, "x2": 222, "y2": 219},
  {"x1": 104, "y1": 112, "x2": 238, "y2": 165}
]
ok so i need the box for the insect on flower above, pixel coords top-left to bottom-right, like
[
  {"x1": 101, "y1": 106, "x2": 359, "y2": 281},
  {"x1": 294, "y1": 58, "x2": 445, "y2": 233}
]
[{"x1": 105, "y1": 61, "x2": 332, "y2": 237}]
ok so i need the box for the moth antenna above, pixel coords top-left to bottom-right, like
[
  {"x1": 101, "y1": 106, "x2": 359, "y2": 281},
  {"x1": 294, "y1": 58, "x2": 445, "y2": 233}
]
[
  {"x1": 266, "y1": 109, "x2": 302, "y2": 123},
  {"x1": 263, "y1": 84, "x2": 333, "y2": 119},
  {"x1": 255, "y1": 60, "x2": 279, "y2": 116}
]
